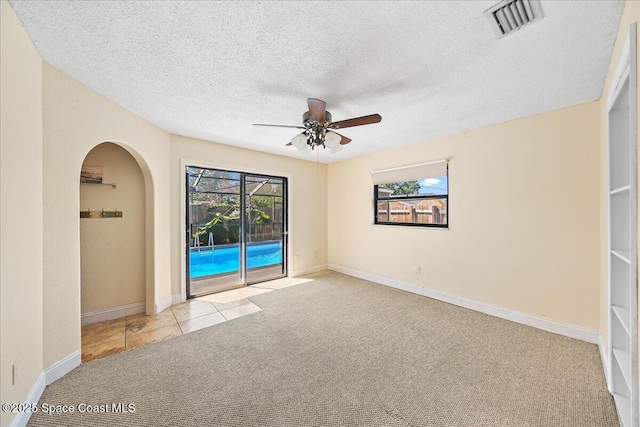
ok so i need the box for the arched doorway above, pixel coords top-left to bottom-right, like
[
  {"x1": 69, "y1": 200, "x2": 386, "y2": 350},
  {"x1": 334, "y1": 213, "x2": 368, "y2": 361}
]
[{"x1": 79, "y1": 142, "x2": 149, "y2": 327}]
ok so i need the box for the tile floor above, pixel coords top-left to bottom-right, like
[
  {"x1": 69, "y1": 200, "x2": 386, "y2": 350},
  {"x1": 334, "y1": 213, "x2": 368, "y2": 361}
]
[{"x1": 81, "y1": 272, "x2": 328, "y2": 363}]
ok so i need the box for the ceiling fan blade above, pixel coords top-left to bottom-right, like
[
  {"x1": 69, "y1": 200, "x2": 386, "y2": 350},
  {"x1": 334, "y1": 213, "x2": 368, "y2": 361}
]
[
  {"x1": 253, "y1": 124, "x2": 305, "y2": 129},
  {"x1": 329, "y1": 114, "x2": 382, "y2": 130},
  {"x1": 334, "y1": 132, "x2": 352, "y2": 145},
  {"x1": 307, "y1": 98, "x2": 327, "y2": 122}
]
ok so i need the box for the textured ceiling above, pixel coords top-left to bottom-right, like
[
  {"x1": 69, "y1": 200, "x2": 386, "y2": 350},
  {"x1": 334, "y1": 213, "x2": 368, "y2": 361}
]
[{"x1": 10, "y1": 1, "x2": 624, "y2": 163}]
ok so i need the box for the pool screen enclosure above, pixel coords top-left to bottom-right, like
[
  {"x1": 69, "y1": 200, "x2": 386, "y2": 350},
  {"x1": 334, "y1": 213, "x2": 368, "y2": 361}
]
[{"x1": 186, "y1": 167, "x2": 288, "y2": 297}]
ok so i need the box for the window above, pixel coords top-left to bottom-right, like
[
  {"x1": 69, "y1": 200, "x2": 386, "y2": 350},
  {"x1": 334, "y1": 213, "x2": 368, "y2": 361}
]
[{"x1": 372, "y1": 161, "x2": 448, "y2": 228}]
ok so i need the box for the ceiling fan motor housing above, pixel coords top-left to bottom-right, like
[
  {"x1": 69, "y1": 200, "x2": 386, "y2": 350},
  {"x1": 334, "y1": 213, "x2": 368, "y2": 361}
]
[
  {"x1": 303, "y1": 110, "x2": 332, "y2": 126},
  {"x1": 253, "y1": 98, "x2": 379, "y2": 151}
]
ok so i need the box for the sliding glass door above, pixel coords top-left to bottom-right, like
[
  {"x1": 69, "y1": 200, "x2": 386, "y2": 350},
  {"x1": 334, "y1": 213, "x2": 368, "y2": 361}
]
[
  {"x1": 245, "y1": 174, "x2": 287, "y2": 284},
  {"x1": 186, "y1": 167, "x2": 287, "y2": 297}
]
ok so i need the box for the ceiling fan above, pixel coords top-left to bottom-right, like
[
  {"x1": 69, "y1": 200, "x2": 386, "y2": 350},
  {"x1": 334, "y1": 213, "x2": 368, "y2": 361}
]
[{"x1": 253, "y1": 98, "x2": 382, "y2": 154}]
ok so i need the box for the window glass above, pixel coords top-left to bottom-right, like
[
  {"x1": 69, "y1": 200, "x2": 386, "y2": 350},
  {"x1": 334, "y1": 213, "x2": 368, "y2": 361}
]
[{"x1": 374, "y1": 175, "x2": 448, "y2": 227}]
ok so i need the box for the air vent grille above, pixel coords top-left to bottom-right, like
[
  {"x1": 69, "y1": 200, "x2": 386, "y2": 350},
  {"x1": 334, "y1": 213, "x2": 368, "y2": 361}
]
[{"x1": 484, "y1": 0, "x2": 543, "y2": 39}]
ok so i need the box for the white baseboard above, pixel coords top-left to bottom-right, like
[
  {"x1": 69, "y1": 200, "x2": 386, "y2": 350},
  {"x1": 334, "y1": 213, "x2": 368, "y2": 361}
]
[
  {"x1": 10, "y1": 371, "x2": 46, "y2": 427},
  {"x1": 11, "y1": 351, "x2": 81, "y2": 427},
  {"x1": 328, "y1": 263, "x2": 599, "y2": 344},
  {"x1": 172, "y1": 293, "x2": 183, "y2": 305},
  {"x1": 154, "y1": 295, "x2": 173, "y2": 314},
  {"x1": 155, "y1": 294, "x2": 182, "y2": 314},
  {"x1": 599, "y1": 333, "x2": 611, "y2": 391},
  {"x1": 81, "y1": 302, "x2": 145, "y2": 326},
  {"x1": 291, "y1": 263, "x2": 328, "y2": 278},
  {"x1": 45, "y1": 350, "x2": 81, "y2": 385}
]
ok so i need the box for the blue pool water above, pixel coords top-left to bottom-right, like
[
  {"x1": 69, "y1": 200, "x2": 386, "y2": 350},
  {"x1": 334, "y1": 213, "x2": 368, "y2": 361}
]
[{"x1": 190, "y1": 241, "x2": 283, "y2": 278}]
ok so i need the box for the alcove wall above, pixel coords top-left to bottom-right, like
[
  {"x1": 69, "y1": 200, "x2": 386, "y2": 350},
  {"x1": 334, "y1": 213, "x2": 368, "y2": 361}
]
[{"x1": 80, "y1": 142, "x2": 146, "y2": 319}]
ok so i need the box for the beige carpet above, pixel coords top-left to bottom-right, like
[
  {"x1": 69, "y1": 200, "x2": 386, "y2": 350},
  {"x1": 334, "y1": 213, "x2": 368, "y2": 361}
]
[{"x1": 29, "y1": 272, "x2": 618, "y2": 426}]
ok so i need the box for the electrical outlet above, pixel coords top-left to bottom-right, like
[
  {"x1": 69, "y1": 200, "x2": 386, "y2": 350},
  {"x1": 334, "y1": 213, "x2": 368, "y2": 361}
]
[
  {"x1": 415, "y1": 265, "x2": 421, "y2": 274},
  {"x1": 313, "y1": 250, "x2": 319, "y2": 259},
  {"x1": 12, "y1": 361, "x2": 19, "y2": 385}
]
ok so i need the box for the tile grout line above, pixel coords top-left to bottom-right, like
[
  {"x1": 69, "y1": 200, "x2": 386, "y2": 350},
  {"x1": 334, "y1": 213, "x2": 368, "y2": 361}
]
[
  {"x1": 176, "y1": 301, "x2": 220, "y2": 327},
  {"x1": 170, "y1": 306, "x2": 184, "y2": 335},
  {"x1": 82, "y1": 281, "x2": 285, "y2": 361},
  {"x1": 124, "y1": 316, "x2": 130, "y2": 351}
]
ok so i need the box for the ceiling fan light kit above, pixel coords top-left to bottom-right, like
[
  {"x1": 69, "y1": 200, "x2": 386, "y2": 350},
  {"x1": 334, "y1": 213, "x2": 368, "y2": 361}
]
[
  {"x1": 254, "y1": 98, "x2": 381, "y2": 154},
  {"x1": 291, "y1": 133, "x2": 309, "y2": 152},
  {"x1": 324, "y1": 131, "x2": 341, "y2": 148}
]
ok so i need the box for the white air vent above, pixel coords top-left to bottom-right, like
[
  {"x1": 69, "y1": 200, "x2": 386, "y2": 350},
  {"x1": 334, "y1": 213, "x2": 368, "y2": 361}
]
[{"x1": 484, "y1": 0, "x2": 543, "y2": 39}]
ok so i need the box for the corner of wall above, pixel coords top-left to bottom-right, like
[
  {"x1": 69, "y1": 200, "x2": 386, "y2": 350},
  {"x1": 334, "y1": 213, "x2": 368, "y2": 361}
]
[{"x1": 1, "y1": 2, "x2": 44, "y2": 426}]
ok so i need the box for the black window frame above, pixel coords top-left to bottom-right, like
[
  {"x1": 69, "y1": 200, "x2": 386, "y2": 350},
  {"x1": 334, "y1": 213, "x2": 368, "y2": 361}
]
[{"x1": 373, "y1": 172, "x2": 449, "y2": 229}]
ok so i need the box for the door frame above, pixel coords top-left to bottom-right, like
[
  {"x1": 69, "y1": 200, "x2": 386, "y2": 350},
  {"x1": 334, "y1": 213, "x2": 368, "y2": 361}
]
[
  {"x1": 244, "y1": 171, "x2": 288, "y2": 285},
  {"x1": 179, "y1": 158, "x2": 293, "y2": 303}
]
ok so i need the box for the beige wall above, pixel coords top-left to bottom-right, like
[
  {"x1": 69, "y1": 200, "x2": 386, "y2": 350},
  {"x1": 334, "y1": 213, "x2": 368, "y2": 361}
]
[
  {"x1": 170, "y1": 134, "x2": 328, "y2": 297},
  {"x1": 0, "y1": 2, "x2": 43, "y2": 425},
  {"x1": 598, "y1": 0, "x2": 640, "y2": 412},
  {"x1": 1, "y1": 0, "x2": 632, "y2": 418},
  {"x1": 328, "y1": 101, "x2": 601, "y2": 330},
  {"x1": 42, "y1": 63, "x2": 172, "y2": 366},
  {"x1": 80, "y1": 143, "x2": 146, "y2": 313}
]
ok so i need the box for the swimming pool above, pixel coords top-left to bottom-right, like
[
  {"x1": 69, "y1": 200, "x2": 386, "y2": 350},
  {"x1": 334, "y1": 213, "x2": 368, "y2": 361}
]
[{"x1": 190, "y1": 241, "x2": 283, "y2": 278}]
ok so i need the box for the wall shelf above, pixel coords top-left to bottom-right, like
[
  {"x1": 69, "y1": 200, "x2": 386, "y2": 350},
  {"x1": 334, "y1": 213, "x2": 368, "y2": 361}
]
[
  {"x1": 612, "y1": 305, "x2": 631, "y2": 336},
  {"x1": 611, "y1": 185, "x2": 631, "y2": 195},
  {"x1": 613, "y1": 348, "x2": 632, "y2": 391},
  {"x1": 613, "y1": 393, "x2": 631, "y2": 427},
  {"x1": 612, "y1": 250, "x2": 631, "y2": 264},
  {"x1": 80, "y1": 182, "x2": 116, "y2": 188}
]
